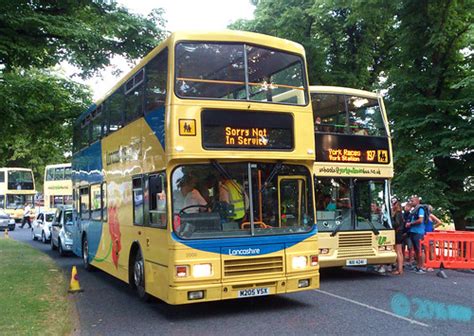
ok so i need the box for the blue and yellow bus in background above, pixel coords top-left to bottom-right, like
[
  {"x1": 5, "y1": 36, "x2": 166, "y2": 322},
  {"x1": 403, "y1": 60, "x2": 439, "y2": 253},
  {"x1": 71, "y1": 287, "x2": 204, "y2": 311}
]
[
  {"x1": 44, "y1": 163, "x2": 73, "y2": 210},
  {"x1": 310, "y1": 86, "x2": 396, "y2": 268},
  {"x1": 0, "y1": 167, "x2": 36, "y2": 224},
  {"x1": 72, "y1": 31, "x2": 319, "y2": 304}
]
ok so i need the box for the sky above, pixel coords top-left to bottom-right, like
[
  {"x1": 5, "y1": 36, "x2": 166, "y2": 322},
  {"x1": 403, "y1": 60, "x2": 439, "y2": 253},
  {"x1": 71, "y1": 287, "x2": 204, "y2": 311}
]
[{"x1": 71, "y1": 0, "x2": 255, "y2": 100}]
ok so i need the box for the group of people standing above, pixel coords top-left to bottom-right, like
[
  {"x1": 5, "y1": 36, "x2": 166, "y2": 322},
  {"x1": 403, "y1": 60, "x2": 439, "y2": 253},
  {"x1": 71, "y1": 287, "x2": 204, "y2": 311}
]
[{"x1": 391, "y1": 195, "x2": 442, "y2": 275}]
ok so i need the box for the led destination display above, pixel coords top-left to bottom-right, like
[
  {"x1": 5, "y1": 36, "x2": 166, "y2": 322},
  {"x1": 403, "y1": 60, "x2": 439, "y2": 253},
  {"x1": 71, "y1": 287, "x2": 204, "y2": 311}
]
[
  {"x1": 202, "y1": 110, "x2": 293, "y2": 150},
  {"x1": 315, "y1": 133, "x2": 390, "y2": 164}
]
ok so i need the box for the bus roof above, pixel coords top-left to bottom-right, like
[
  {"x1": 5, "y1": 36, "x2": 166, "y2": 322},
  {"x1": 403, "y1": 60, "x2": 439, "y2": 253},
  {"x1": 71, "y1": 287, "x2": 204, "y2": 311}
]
[
  {"x1": 309, "y1": 85, "x2": 381, "y2": 99},
  {"x1": 77, "y1": 30, "x2": 307, "y2": 124},
  {"x1": 45, "y1": 163, "x2": 71, "y2": 169},
  {"x1": 0, "y1": 167, "x2": 33, "y2": 172}
]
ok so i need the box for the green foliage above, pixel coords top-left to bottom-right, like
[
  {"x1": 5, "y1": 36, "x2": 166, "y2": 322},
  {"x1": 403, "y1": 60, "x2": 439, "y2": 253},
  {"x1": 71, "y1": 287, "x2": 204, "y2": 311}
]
[
  {"x1": 0, "y1": 0, "x2": 167, "y2": 77},
  {"x1": 0, "y1": 69, "x2": 91, "y2": 191},
  {"x1": 0, "y1": 1, "x2": 166, "y2": 191},
  {"x1": 231, "y1": 0, "x2": 473, "y2": 228}
]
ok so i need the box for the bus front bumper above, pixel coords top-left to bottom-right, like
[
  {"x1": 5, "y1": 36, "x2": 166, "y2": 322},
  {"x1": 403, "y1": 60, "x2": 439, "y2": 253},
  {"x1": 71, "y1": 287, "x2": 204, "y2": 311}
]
[
  {"x1": 319, "y1": 253, "x2": 397, "y2": 268},
  {"x1": 167, "y1": 272, "x2": 319, "y2": 305}
]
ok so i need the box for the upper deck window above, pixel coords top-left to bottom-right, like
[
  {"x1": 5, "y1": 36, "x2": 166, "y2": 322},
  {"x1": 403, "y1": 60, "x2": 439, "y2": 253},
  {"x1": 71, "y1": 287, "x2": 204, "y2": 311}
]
[
  {"x1": 175, "y1": 42, "x2": 307, "y2": 105},
  {"x1": 312, "y1": 93, "x2": 387, "y2": 136},
  {"x1": 7, "y1": 170, "x2": 34, "y2": 190}
]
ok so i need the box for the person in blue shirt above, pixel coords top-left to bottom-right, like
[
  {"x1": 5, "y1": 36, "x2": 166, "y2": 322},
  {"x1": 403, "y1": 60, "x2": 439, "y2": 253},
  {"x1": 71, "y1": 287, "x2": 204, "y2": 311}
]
[
  {"x1": 405, "y1": 195, "x2": 426, "y2": 274},
  {"x1": 324, "y1": 195, "x2": 337, "y2": 211}
]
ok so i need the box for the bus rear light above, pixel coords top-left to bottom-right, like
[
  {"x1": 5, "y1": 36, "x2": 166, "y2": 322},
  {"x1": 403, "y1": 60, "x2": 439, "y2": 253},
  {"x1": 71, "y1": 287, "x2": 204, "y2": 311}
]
[
  {"x1": 319, "y1": 248, "x2": 329, "y2": 254},
  {"x1": 310, "y1": 255, "x2": 318, "y2": 266},
  {"x1": 176, "y1": 265, "x2": 188, "y2": 277}
]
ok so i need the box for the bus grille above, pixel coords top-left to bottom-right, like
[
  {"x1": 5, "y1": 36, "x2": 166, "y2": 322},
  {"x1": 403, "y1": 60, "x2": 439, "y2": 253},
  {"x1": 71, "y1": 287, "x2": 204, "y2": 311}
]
[
  {"x1": 338, "y1": 232, "x2": 375, "y2": 257},
  {"x1": 224, "y1": 256, "x2": 284, "y2": 277}
]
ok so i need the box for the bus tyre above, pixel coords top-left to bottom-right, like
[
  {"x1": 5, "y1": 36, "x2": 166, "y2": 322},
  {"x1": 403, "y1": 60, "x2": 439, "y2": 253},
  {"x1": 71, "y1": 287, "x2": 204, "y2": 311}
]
[
  {"x1": 82, "y1": 237, "x2": 94, "y2": 272},
  {"x1": 133, "y1": 250, "x2": 150, "y2": 302}
]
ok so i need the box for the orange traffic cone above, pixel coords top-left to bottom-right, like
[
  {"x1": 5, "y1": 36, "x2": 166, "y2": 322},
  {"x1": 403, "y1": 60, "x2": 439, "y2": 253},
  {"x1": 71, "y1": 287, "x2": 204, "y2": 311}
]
[
  {"x1": 68, "y1": 266, "x2": 83, "y2": 293},
  {"x1": 4, "y1": 229, "x2": 9, "y2": 239}
]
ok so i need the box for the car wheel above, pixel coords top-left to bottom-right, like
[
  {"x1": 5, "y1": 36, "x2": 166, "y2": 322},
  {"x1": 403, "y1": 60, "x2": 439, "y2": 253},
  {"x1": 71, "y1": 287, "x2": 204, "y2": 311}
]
[
  {"x1": 58, "y1": 239, "x2": 66, "y2": 257},
  {"x1": 41, "y1": 231, "x2": 47, "y2": 244},
  {"x1": 32, "y1": 229, "x2": 37, "y2": 240},
  {"x1": 82, "y1": 237, "x2": 94, "y2": 271},
  {"x1": 133, "y1": 250, "x2": 150, "y2": 302},
  {"x1": 51, "y1": 236, "x2": 57, "y2": 250}
]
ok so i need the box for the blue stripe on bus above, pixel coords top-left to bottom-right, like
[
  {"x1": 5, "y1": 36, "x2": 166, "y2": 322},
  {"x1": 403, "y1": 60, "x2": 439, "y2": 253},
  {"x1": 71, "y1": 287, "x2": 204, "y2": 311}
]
[
  {"x1": 144, "y1": 107, "x2": 166, "y2": 149},
  {"x1": 171, "y1": 225, "x2": 317, "y2": 256},
  {"x1": 72, "y1": 141, "x2": 103, "y2": 184}
]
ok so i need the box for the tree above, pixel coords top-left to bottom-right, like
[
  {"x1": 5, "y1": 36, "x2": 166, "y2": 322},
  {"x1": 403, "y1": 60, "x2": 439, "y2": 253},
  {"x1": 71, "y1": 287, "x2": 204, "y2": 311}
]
[
  {"x1": 229, "y1": 0, "x2": 397, "y2": 89},
  {"x1": 0, "y1": 0, "x2": 167, "y2": 77},
  {"x1": 387, "y1": 0, "x2": 474, "y2": 229},
  {"x1": 0, "y1": 69, "x2": 91, "y2": 190},
  {"x1": 0, "y1": 0, "x2": 167, "y2": 191}
]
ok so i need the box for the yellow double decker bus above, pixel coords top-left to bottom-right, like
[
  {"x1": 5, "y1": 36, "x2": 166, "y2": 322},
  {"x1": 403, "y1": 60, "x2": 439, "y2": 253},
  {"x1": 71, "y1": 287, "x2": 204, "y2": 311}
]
[
  {"x1": 310, "y1": 86, "x2": 397, "y2": 269},
  {"x1": 72, "y1": 31, "x2": 319, "y2": 304},
  {"x1": 44, "y1": 163, "x2": 73, "y2": 210},
  {"x1": 0, "y1": 167, "x2": 36, "y2": 224}
]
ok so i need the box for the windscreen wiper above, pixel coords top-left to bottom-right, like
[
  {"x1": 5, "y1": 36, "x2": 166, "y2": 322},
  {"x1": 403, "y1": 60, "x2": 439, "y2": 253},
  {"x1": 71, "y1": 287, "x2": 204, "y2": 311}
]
[
  {"x1": 367, "y1": 217, "x2": 380, "y2": 236},
  {"x1": 259, "y1": 161, "x2": 283, "y2": 193},
  {"x1": 330, "y1": 215, "x2": 343, "y2": 237}
]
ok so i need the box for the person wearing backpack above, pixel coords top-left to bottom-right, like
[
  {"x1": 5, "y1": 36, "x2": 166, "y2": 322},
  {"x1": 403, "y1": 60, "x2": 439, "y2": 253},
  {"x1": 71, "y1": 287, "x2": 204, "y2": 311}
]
[{"x1": 406, "y1": 195, "x2": 428, "y2": 274}]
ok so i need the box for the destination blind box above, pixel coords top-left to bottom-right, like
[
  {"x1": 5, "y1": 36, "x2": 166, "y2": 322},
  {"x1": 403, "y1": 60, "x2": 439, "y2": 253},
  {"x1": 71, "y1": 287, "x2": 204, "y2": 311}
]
[{"x1": 201, "y1": 109, "x2": 294, "y2": 150}]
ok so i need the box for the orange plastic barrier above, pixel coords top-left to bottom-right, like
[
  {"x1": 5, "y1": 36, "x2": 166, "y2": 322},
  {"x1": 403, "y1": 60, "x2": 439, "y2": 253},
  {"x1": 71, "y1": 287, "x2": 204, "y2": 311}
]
[{"x1": 422, "y1": 231, "x2": 474, "y2": 269}]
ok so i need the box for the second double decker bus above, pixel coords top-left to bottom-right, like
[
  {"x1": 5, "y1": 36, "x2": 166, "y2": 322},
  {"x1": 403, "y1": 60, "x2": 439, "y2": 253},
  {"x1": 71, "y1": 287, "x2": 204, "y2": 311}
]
[
  {"x1": 72, "y1": 31, "x2": 319, "y2": 305},
  {"x1": 310, "y1": 86, "x2": 396, "y2": 269},
  {"x1": 44, "y1": 163, "x2": 73, "y2": 210},
  {"x1": 0, "y1": 167, "x2": 36, "y2": 223}
]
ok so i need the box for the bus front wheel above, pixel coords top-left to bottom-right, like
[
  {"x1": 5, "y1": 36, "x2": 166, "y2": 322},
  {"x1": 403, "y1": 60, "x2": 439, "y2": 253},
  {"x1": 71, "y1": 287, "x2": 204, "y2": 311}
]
[
  {"x1": 133, "y1": 250, "x2": 150, "y2": 302},
  {"x1": 82, "y1": 236, "x2": 94, "y2": 272}
]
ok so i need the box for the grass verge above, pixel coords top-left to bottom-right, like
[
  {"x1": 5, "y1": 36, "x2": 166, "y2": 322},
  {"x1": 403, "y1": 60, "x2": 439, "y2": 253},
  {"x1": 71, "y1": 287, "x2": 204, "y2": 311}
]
[{"x1": 0, "y1": 238, "x2": 74, "y2": 335}]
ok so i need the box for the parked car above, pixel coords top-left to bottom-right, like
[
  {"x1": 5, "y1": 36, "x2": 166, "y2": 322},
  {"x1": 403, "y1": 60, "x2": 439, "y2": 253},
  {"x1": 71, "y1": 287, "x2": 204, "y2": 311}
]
[
  {"x1": 31, "y1": 211, "x2": 55, "y2": 243},
  {"x1": 0, "y1": 209, "x2": 16, "y2": 231},
  {"x1": 50, "y1": 205, "x2": 74, "y2": 256}
]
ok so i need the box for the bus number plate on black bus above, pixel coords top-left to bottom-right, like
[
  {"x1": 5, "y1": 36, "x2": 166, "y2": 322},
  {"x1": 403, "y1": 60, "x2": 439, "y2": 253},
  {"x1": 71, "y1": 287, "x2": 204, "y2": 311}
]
[{"x1": 238, "y1": 287, "x2": 270, "y2": 298}]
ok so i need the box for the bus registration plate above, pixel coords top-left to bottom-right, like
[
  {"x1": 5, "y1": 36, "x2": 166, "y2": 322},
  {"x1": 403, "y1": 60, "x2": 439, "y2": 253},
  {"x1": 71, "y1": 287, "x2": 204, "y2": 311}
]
[
  {"x1": 346, "y1": 259, "x2": 367, "y2": 266},
  {"x1": 238, "y1": 287, "x2": 270, "y2": 298}
]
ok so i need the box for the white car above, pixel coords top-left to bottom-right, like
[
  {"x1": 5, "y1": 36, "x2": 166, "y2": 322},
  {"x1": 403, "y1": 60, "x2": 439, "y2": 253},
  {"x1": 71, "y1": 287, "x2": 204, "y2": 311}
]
[{"x1": 31, "y1": 211, "x2": 55, "y2": 243}]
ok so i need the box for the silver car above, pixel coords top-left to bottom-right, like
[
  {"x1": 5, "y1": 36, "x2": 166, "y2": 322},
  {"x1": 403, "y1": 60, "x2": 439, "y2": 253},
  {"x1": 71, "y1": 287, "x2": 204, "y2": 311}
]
[
  {"x1": 0, "y1": 209, "x2": 15, "y2": 231},
  {"x1": 31, "y1": 211, "x2": 55, "y2": 243},
  {"x1": 50, "y1": 206, "x2": 74, "y2": 256}
]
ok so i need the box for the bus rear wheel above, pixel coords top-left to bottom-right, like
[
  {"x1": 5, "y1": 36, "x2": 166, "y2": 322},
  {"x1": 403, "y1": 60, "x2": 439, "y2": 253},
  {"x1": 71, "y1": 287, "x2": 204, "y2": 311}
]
[{"x1": 133, "y1": 250, "x2": 150, "y2": 302}]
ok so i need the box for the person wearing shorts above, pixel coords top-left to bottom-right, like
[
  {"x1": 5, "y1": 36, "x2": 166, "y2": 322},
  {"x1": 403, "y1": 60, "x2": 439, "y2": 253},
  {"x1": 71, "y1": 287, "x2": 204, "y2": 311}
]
[{"x1": 406, "y1": 196, "x2": 426, "y2": 274}]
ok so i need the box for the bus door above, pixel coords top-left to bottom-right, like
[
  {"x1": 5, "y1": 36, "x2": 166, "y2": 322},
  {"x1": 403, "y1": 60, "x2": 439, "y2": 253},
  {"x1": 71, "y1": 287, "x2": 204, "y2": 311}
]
[{"x1": 277, "y1": 176, "x2": 308, "y2": 227}]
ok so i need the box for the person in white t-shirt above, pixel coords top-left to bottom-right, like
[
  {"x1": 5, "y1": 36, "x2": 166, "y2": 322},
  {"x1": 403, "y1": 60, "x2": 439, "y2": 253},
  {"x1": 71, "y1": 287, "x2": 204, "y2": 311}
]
[{"x1": 21, "y1": 203, "x2": 32, "y2": 228}]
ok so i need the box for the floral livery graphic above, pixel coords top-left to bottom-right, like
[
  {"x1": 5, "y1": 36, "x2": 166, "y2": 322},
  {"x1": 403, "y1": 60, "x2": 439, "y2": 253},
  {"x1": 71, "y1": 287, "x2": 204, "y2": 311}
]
[{"x1": 108, "y1": 206, "x2": 122, "y2": 268}]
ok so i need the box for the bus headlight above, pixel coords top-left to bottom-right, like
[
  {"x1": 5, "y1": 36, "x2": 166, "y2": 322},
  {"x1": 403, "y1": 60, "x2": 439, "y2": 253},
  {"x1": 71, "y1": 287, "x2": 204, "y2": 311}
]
[
  {"x1": 292, "y1": 256, "x2": 307, "y2": 269},
  {"x1": 193, "y1": 264, "x2": 212, "y2": 277},
  {"x1": 378, "y1": 245, "x2": 394, "y2": 251}
]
